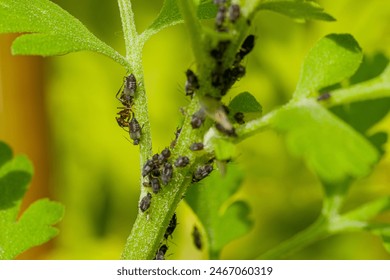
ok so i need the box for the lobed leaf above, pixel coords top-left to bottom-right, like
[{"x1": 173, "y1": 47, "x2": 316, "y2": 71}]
[
  {"x1": 0, "y1": 141, "x2": 64, "y2": 260},
  {"x1": 0, "y1": 0, "x2": 126, "y2": 66},
  {"x1": 185, "y1": 164, "x2": 252, "y2": 259},
  {"x1": 294, "y1": 34, "x2": 363, "y2": 99},
  {"x1": 257, "y1": 0, "x2": 335, "y2": 22},
  {"x1": 272, "y1": 99, "x2": 379, "y2": 183},
  {"x1": 141, "y1": 0, "x2": 216, "y2": 42}
]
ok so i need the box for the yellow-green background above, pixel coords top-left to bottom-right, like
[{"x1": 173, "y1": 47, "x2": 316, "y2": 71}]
[{"x1": 0, "y1": 0, "x2": 389, "y2": 259}]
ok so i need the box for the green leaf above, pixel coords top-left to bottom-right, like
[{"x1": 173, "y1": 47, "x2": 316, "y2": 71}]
[
  {"x1": 257, "y1": 0, "x2": 335, "y2": 22},
  {"x1": 331, "y1": 98, "x2": 390, "y2": 135},
  {"x1": 228, "y1": 92, "x2": 262, "y2": 113},
  {"x1": 212, "y1": 138, "x2": 236, "y2": 161},
  {"x1": 0, "y1": 0, "x2": 127, "y2": 66},
  {"x1": 350, "y1": 53, "x2": 389, "y2": 85},
  {"x1": 272, "y1": 99, "x2": 379, "y2": 183},
  {"x1": 294, "y1": 34, "x2": 363, "y2": 99},
  {"x1": 185, "y1": 164, "x2": 252, "y2": 259},
  {"x1": 0, "y1": 141, "x2": 64, "y2": 260},
  {"x1": 140, "y1": 0, "x2": 216, "y2": 42}
]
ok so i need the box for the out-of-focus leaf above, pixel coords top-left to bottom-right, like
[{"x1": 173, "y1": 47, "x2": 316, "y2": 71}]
[
  {"x1": 0, "y1": 141, "x2": 64, "y2": 260},
  {"x1": 350, "y1": 53, "x2": 389, "y2": 85},
  {"x1": 212, "y1": 138, "x2": 236, "y2": 161},
  {"x1": 257, "y1": 0, "x2": 335, "y2": 22},
  {"x1": 141, "y1": 0, "x2": 216, "y2": 42},
  {"x1": 185, "y1": 164, "x2": 252, "y2": 259},
  {"x1": 0, "y1": 0, "x2": 126, "y2": 66},
  {"x1": 331, "y1": 98, "x2": 390, "y2": 134},
  {"x1": 228, "y1": 92, "x2": 262, "y2": 114},
  {"x1": 272, "y1": 99, "x2": 379, "y2": 183},
  {"x1": 294, "y1": 34, "x2": 363, "y2": 99}
]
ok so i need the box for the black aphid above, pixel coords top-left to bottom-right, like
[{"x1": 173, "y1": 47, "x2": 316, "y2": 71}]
[
  {"x1": 139, "y1": 193, "x2": 152, "y2": 212},
  {"x1": 215, "y1": 5, "x2": 227, "y2": 31},
  {"x1": 129, "y1": 117, "x2": 141, "y2": 145},
  {"x1": 152, "y1": 153, "x2": 160, "y2": 164},
  {"x1": 191, "y1": 109, "x2": 206, "y2": 129},
  {"x1": 185, "y1": 69, "x2": 200, "y2": 97},
  {"x1": 192, "y1": 226, "x2": 202, "y2": 250},
  {"x1": 158, "y1": 148, "x2": 171, "y2": 164},
  {"x1": 229, "y1": 4, "x2": 240, "y2": 23},
  {"x1": 192, "y1": 164, "x2": 213, "y2": 182},
  {"x1": 234, "y1": 112, "x2": 245, "y2": 124},
  {"x1": 235, "y1": 35, "x2": 255, "y2": 63},
  {"x1": 161, "y1": 162, "x2": 173, "y2": 185},
  {"x1": 142, "y1": 159, "x2": 155, "y2": 177},
  {"x1": 154, "y1": 244, "x2": 168, "y2": 260},
  {"x1": 164, "y1": 213, "x2": 177, "y2": 239},
  {"x1": 174, "y1": 156, "x2": 190, "y2": 167},
  {"x1": 150, "y1": 177, "x2": 161, "y2": 194},
  {"x1": 189, "y1": 142, "x2": 204, "y2": 151},
  {"x1": 317, "y1": 92, "x2": 331, "y2": 101},
  {"x1": 215, "y1": 123, "x2": 237, "y2": 137},
  {"x1": 123, "y1": 74, "x2": 137, "y2": 97}
]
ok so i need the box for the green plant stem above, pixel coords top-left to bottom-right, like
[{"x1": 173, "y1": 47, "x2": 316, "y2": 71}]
[
  {"x1": 121, "y1": 97, "x2": 209, "y2": 259},
  {"x1": 117, "y1": 0, "x2": 140, "y2": 68},
  {"x1": 257, "y1": 216, "x2": 329, "y2": 260}
]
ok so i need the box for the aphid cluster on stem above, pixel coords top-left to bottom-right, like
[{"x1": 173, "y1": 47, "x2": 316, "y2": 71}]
[
  {"x1": 142, "y1": 148, "x2": 173, "y2": 194},
  {"x1": 115, "y1": 74, "x2": 141, "y2": 145}
]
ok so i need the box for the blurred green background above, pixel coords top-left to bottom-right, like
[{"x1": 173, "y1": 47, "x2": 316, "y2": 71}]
[{"x1": 0, "y1": 0, "x2": 389, "y2": 259}]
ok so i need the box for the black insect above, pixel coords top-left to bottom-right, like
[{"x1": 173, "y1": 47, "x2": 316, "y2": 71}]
[
  {"x1": 185, "y1": 69, "x2": 200, "y2": 97},
  {"x1": 129, "y1": 117, "x2": 141, "y2": 145},
  {"x1": 174, "y1": 156, "x2": 190, "y2": 168},
  {"x1": 192, "y1": 226, "x2": 202, "y2": 250},
  {"x1": 154, "y1": 244, "x2": 168, "y2": 260},
  {"x1": 192, "y1": 164, "x2": 213, "y2": 182},
  {"x1": 142, "y1": 159, "x2": 155, "y2": 177},
  {"x1": 164, "y1": 213, "x2": 177, "y2": 239},
  {"x1": 210, "y1": 40, "x2": 231, "y2": 62},
  {"x1": 123, "y1": 73, "x2": 137, "y2": 98},
  {"x1": 189, "y1": 142, "x2": 204, "y2": 151},
  {"x1": 215, "y1": 122, "x2": 237, "y2": 137},
  {"x1": 161, "y1": 162, "x2": 173, "y2": 185},
  {"x1": 150, "y1": 178, "x2": 161, "y2": 194},
  {"x1": 229, "y1": 4, "x2": 240, "y2": 23},
  {"x1": 215, "y1": 5, "x2": 227, "y2": 31},
  {"x1": 219, "y1": 65, "x2": 246, "y2": 96},
  {"x1": 158, "y1": 148, "x2": 171, "y2": 164},
  {"x1": 117, "y1": 74, "x2": 136, "y2": 105},
  {"x1": 317, "y1": 92, "x2": 331, "y2": 101},
  {"x1": 235, "y1": 35, "x2": 255, "y2": 64},
  {"x1": 191, "y1": 109, "x2": 206, "y2": 129},
  {"x1": 139, "y1": 193, "x2": 152, "y2": 212},
  {"x1": 116, "y1": 74, "x2": 137, "y2": 130},
  {"x1": 234, "y1": 112, "x2": 245, "y2": 124}
]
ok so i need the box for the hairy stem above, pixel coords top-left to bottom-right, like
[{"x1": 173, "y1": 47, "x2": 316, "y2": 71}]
[{"x1": 121, "y1": 98, "x2": 207, "y2": 259}]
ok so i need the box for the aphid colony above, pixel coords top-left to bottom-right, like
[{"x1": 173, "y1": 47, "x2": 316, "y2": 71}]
[
  {"x1": 183, "y1": 1, "x2": 254, "y2": 137},
  {"x1": 154, "y1": 213, "x2": 177, "y2": 260},
  {"x1": 116, "y1": 74, "x2": 141, "y2": 145}
]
